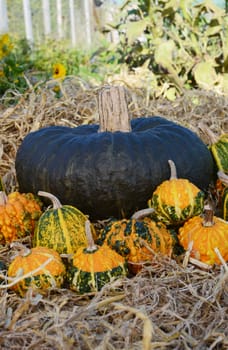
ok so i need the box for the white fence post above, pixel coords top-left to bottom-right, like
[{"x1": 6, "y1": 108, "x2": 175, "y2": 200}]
[
  {"x1": 84, "y1": 0, "x2": 92, "y2": 47},
  {"x1": 56, "y1": 0, "x2": 63, "y2": 39},
  {"x1": 42, "y1": 0, "x2": 51, "y2": 37},
  {"x1": 0, "y1": 0, "x2": 8, "y2": 34},
  {"x1": 23, "y1": 0, "x2": 34, "y2": 45},
  {"x1": 69, "y1": 0, "x2": 76, "y2": 46}
]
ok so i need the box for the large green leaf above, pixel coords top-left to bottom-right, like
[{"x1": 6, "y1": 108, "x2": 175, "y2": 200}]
[
  {"x1": 193, "y1": 61, "x2": 219, "y2": 88},
  {"x1": 122, "y1": 19, "x2": 149, "y2": 44},
  {"x1": 154, "y1": 40, "x2": 176, "y2": 68}
]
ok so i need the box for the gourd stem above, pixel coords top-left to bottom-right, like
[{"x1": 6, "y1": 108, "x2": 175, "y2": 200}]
[
  {"x1": 131, "y1": 208, "x2": 155, "y2": 220},
  {"x1": 0, "y1": 191, "x2": 7, "y2": 206},
  {"x1": 168, "y1": 159, "x2": 177, "y2": 179},
  {"x1": 217, "y1": 171, "x2": 228, "y2": 187},
  {"x1": 38, "y1": 191, "x2": 62, "y2": 209},
  {"x1": 202, "y1": 203, "x2": 214, "y2": 227},
  {"x1": 10, "y1": 242, "x2": 31, "y2": 257},
  {"x1": 98, "y1": 86, "x2": 132, "y2": 133},
  {"x1": 198, "y1": 123, "x2": 218, "y2": 145},
  {"x1": 85, "y1": 220, "x2": 97, "y2": 252}
]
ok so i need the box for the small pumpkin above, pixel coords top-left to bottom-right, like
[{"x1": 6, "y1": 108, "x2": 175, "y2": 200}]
[
  {"x1": 15, "y1": 86, "x2": 214, "y2": 219},
  {"x1": 0, "y1": 191, "x2": 42, "y2": 244},
  {"x1": 97, "y1": 208, "x2": 174, "y2": 274},
  {"x1": 33, "y1": 191, "x2": 96, "y2": 255},
  {"x1": 148, "y1": 160, "x2": 205, "y2": 226},
  {"x1": 67, "y1": 220, "x2": 128, "y2": 293},
  {"x1": 7, "y1": 245, "x2": 66, "y2": 296},
  {"x1": 179, "y1": 204, "x2": 228, "y2": 265}
]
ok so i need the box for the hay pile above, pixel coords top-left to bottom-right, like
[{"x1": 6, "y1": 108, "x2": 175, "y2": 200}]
[{"x1": 0, "y1": 81, "x2": 228, "y2": 349}]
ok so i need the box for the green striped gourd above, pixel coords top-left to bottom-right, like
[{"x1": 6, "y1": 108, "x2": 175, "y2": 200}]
[
  {"x1": 67, "y1": 221, "x2": 128, "y2": 293},
  {"x1": 199, "y1": 124, "x2": 228, "y2": 173},
  {"x1": 218, "y1": 171, "x2": 228, "y2": 221},
  {"x1": 148, "y1": 160, "x2": 205, "y2": 226},
  {"x1": 33, "y1": 191, "x2": 95, "y2": 254},
  {"x1": 222, "y1": 188, "x2": 228, "y2": 221}
]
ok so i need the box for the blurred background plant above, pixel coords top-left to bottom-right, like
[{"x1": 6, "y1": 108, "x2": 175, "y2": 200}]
[
  {"x1": 105, "y1": 0, "x2": 228, "y2": 99},
  {"x1": 0, "y1": 0, "x2": 228, "y2": 102}
]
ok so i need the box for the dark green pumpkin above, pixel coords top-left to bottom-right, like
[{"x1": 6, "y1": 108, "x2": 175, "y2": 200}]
[{"x1": 15, "y1": 87, "x2": 215, "y2": 220}]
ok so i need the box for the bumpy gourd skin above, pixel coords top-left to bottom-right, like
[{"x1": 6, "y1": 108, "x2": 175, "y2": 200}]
[
  {"x1": 98, "y1": 217, "x2": 173, "y2": 273},
  {"x1": 149, "y1": 178, "x2": 205, "y2": 225},
  {"x1": 15, "y1": 116, "x2": 215, "y2": 219},
  {"x1": 179, "y1": 215, "x2": 228, "y2": 265},
  {"x1": 33, "y1": 204, "x2": 96, "y2": 254},
  {"x1": 210, "y1": 134, "x2": 228, "y2": 173},
  {"x1": 0, "y1": 192, "x2": 42, "y2": 244},
  {"x1": 8, "y1": 246, "x2": 66, "y2": 296},
  {"x1": 67, "y1": 244, "x2": 128, "y2": 293}
]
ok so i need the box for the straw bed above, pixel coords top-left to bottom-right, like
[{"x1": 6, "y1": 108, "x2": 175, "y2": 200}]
[{"x1": 0, "y1": 81, "x2": 227, "y2": 349}]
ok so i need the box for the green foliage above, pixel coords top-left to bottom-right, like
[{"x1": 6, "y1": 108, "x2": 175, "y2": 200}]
[
  {"x1": 1, "y1": 1, "x2": 228, "y2": 101},
  {"x1": 0, "y1": 37, "x2": 33, "y2": 96},
  {"x1": 0, "y1": 36, "x2": 117, "y2": 100},
  {"x1": 110, "y1": 0, "x2": 228, "y2": 97}
]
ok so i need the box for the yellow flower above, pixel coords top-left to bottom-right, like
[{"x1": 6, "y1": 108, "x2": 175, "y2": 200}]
[
  {"x1": 0, "y1": 69, "x2": 4, "y2": 77},
  {"x1": 0, "y1": 33, "x2": 13, "y2": 59},
  {"x1": 52, "y1": 63, "x2": 66, "y2": 80}
]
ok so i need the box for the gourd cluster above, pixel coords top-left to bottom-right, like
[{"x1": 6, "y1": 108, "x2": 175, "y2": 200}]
[
  {"x1": 0, "y1": 87, "x2": 227, "y2": 297},
  {"x1": 1, "y1": 134, "x2": 227, "y2": 297}
]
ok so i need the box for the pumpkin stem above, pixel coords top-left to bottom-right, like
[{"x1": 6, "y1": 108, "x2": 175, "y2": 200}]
[
  {"x1": 202, "y1": 203, "x2": 214, "y2": 227},
  {"x1": 85, "y1": 220, "x2": 97, "y2": 252},
  {"x1": 98, "y1": 86, "x2": 132, "y2": 133},
  {"x1": 0, "y1": 191, "x2": 8, "y2": 206},
  {"x1": 168, "y1": 159, "x2": 177, "y2": 179},
  {"x1": 38, "y1": 191, "x2": 62, "y2": 209}
]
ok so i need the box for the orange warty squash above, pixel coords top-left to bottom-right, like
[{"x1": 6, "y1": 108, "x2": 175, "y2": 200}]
[
  {"x1": 7, "y1": 245, "x2": 66, "y2": 296},
  {"x1": 179, "y1": 204, "x2": 228, "y2": 265},
  {"x1": 0, "y1": 191, "x2": 42, "y2": 244}
]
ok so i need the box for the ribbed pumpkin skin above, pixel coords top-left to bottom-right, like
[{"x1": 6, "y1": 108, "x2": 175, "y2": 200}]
[
  {"x1": 8, "y1": 247, "x2": 66, "y2": 296},
  {"x1": 210, "y1": 134, "x2": 228, "y2": 173},
  {"x1": 98, "y1": 217, "x2": 173, "y2": 272},
  {"x1": 179, "y1": 216, "x2": 228, "y2": 265},
  {"x1": 15, "y1": 116, "x2": 215, "y2": 219},
  {"x1": 67, "y1": 245, "x2": 128, "y2": 293},
  {"x1": 33, "y1": 205, "x2": 94, "y2": 254},
  {"x1": 0, "y1": 192, "x2": 42, "y2": 244},
  {"x1": 149, "y1": 179, "x2": 205, "y2": 225}
]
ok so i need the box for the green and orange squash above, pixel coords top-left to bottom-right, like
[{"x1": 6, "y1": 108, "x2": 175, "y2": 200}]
[
  {"x1": 33, "y1": 191, "x2": 96, "y2": 254},
  {"x1": 67, "y1": 220, "x2": 128, "y2": 293},
  {"x1": 7, "y1": 245, "x2": 66, "y2": 296},
  {"x1": 148, "y1": 160, "x2": 205, "y2": 226},
  {"x1": 97, "y1": 209, "x2": 174, "y2": 273}
]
